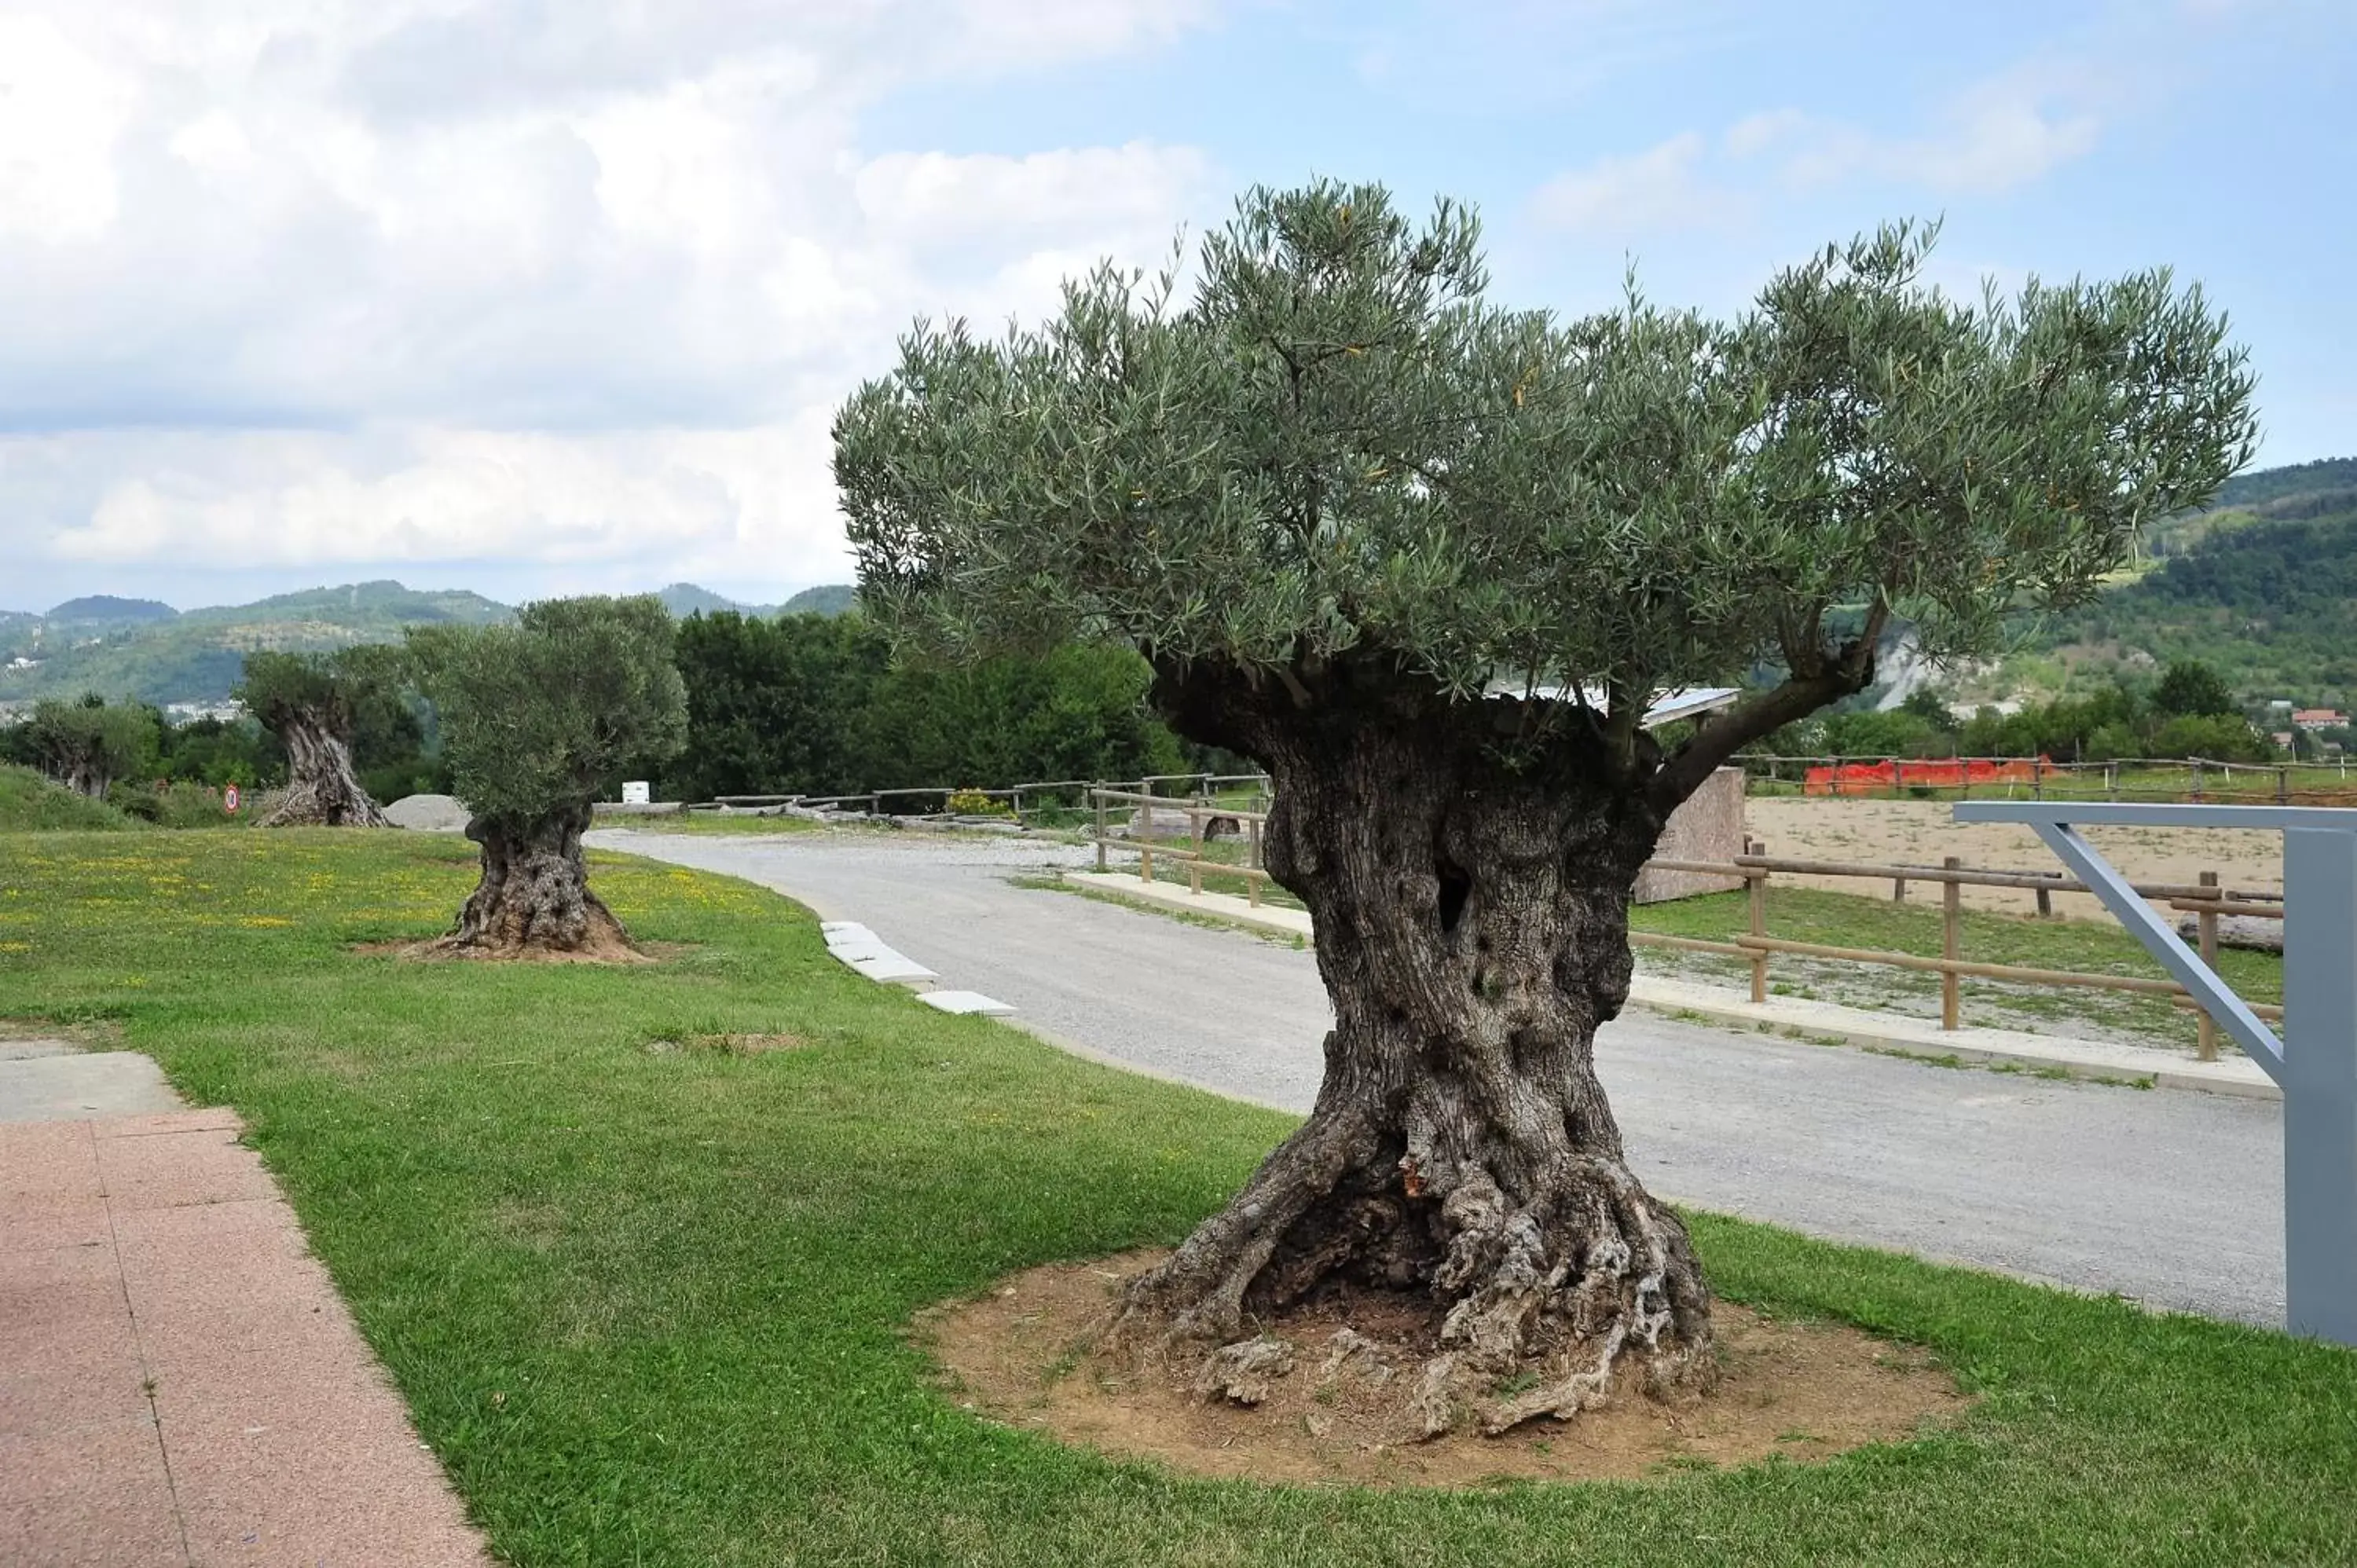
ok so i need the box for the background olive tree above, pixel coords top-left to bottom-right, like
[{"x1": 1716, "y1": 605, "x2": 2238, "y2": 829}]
[
  {"x1": 234, "y1": 647, "x2": 406, "y2": 827},
  {"x1": 413, "y1": 595, "x2": 687, "y2": 955},
  {"x1": 23, "y1": 696, "x2": 156, "y2": 800},
  {"x1": 835, "y1": 181, "x2": 2256, "y2": 1433}
]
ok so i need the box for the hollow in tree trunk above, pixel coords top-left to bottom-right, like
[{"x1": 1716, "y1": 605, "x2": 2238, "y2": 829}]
[
  {"x1": 1116, "y1": 665, "x2": 1713, "y2": 1436},
  {"x1": 443, "y1": 804, "x2": 635, "y2": 957},
  {"x1": 261, "y1": 716, "x2": 393, "y2": 828}
]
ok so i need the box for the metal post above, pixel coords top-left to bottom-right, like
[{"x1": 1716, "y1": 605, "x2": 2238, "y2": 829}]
[
  {"x1": 1746, "y1": 838, "x2": 1769, "y2": 1004},
  {"x1": 1941, "y1": 855, "x2": 1963, "y2": 1031},
  {"x1": 2283, "y1": 826, "x2": 2357, "y2": 1343},
  {"x1": 1094, "y1": 787, "x2": 1107, "y2": 873},
  {"x1": 1953, "y1": 800, "x2": 2355, "y2": 1346}
]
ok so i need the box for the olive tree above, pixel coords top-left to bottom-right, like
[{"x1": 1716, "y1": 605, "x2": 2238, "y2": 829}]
[
  {"x1": 235, "y1": 647, "x2": 401, "y2": 827},
  {"x1": 26, "y1": 696, "x2": 156, "y2": 800},
  {"x1": 413, "y1": 595, "x2": 687, "y2": 954},
  {"x1": 834, "y1": 182, "x2": 2256, "y2": 1432}
]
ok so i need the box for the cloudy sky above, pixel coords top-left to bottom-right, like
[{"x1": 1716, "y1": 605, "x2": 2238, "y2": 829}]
[{"x1": 2, "y1": 0, "x2": 2348, "y2": 614}]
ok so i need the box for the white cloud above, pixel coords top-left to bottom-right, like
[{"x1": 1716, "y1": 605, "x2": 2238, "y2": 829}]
[
  {"x1": 1730, "y1": 64, "x2": 2104, "y2": 196},
  {"x1": 0, "y1": 0, "x2": 1220, "y2": 604},
  {"x1": 857, "y1": 143, "x2": 1211, "y2": 248},
  {"x1": 1534, "y1": 56, "x2": 2110, "y2": 243},
  {"x1": 1529, "y1": 132, "x2": 1731, "y2": 236},
  {"x1": 0, "y1": 14, "x2": 138, "y2": 243}
]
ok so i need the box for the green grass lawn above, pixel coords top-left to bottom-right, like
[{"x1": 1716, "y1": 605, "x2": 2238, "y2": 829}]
[
  {"x1": 2, "y1": 828, "x2": 2352, "y2": 1565},
  {"x1": 610, "y1": 808, "x2": 832, "y2": 835}
]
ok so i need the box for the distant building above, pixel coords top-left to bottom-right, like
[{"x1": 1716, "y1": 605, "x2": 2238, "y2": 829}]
[
  {"x1": 163, "y1": 701, "x2": 246, "y2": 724},
  {"x1": 2273, "y1": 731, "x2": 2297, "y2": 749},
  {"x1": 2293, "y1": 709, "x2": 2347, "y2": 730}
]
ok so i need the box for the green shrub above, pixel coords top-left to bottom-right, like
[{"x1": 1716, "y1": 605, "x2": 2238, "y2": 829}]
[{"x1": 0, "y1": 764, "x2": 139, "y2": 830}]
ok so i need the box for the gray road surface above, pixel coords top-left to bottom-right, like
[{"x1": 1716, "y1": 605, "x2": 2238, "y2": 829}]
[{"x1": 592, "y1": 826, "x2": 2287, "y2": 1328}]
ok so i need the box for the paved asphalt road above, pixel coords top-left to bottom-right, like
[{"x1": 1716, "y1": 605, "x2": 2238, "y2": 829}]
[{"x1": 592, "y1": 826, "x2": 2288, "y2": 1328}]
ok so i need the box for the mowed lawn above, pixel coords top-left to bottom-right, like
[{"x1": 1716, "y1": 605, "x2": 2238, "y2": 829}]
[{"x1": 2, "y1": 830, "x2": 2352, "y2": 1566}]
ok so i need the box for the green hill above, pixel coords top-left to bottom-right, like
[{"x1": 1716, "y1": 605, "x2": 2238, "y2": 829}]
[
  {"x1": 655, "y1": 583, "x2": 788, "y2": 618},
  {"x1": 1974, "y1": 457, "x2": 2357, "y2": 709},
  {"x1": 0, "y1": 577, "x2": 856, "y2": 706},
  {"x1": 0, "y1": 581, "x2": 512, "y2": 706},
  {"x1": 779, "y1": 584, "x2": 856, "y2": 616},
  {"x1": 2057, "y1": 504, "x2": 2357, "y2": 706}
]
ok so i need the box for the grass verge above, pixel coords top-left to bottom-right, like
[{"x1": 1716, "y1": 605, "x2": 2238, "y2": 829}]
[
  {"x1": 0, "y1": 763, "x2": 140, "y2": 830},
  {"x1": 1, "y1": 829, "x2": 2350, "y2": 1566}
]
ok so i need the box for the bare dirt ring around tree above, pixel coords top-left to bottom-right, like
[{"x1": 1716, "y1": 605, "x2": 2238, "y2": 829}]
[{"x1": 920, "y1": 1250, "x2": 1971, "y2": 1488}]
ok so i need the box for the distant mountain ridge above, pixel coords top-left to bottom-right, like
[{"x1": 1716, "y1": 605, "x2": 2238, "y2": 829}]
[{"x1": 0, "y1": 578, "x2": 859, "y2": 705}]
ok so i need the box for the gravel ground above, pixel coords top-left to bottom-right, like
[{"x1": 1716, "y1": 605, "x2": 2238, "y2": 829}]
[{"x1": 591, "y1": 825, "x2": 2289, "y2": 1328}]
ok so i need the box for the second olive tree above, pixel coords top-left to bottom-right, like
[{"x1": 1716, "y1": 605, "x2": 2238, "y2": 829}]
[{"x1": 414, "y1": 595, "x2": 687, "y2": 955}]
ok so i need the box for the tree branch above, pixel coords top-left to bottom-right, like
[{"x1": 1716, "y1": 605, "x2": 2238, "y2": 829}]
[{"x1": 1648, "y1": 600, "x2": 1890, "y2": 811}]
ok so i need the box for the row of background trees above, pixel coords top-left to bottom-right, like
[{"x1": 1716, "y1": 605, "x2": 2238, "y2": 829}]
[
  {"x1": 1750, "y1": 659, "x2": 2287, "y2": 766},
  {"x1": 2, "y1": 632, "x2": 2299, "y2": 826},
  {"x1": 0, "y1": 609, "x2": 1204, "y2": 815}
]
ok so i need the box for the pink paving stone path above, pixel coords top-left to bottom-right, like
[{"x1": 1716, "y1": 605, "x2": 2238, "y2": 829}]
[{"x1": 1, "y1": 1107, "x2": 497, "y2": 1566}]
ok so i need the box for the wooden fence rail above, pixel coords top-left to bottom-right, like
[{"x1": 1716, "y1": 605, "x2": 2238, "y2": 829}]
[{"x1": 1086, "y1": 797, "x2": 2284, "y2": 1062}]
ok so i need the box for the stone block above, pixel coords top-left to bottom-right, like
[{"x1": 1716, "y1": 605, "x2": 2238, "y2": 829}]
[{"x1": 1634, "y1": 766, "x2": 1746, "y2": 905}]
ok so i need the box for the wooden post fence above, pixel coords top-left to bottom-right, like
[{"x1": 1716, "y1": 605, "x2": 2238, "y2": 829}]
[
  {"x1": 1746, "y1": 838, "x2": 1769, "y2": 1004},
  {"x1": 1941, "y1": 855, "x2": 1963, "y2": 1030},
  {"x1": 2197, "y1": 870, "x2": 2221, "y2": 1062}
]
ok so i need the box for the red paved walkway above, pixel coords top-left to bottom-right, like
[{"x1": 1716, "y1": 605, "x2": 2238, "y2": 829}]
[{"x1": 2, "y1": 1106, "x2": 494, "y2": 1566}]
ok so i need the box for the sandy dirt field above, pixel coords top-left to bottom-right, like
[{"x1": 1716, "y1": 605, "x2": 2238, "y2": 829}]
[{"x1": 1743, "y1": 796, "x2": 2285, "y2": 919}]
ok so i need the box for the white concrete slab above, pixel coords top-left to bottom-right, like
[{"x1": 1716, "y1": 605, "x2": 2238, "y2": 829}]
[
  {"x1": 845, "y1": 952, "x2": 937, "y2": 984},
  {"x1": 919, "y1": 991, "x2": 1016, "y2": 1016},
  {"x1": 0, "y1": 1051, "x2": 185, "y2": 1123}
]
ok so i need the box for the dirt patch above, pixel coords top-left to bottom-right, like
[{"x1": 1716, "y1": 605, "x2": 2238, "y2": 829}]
[
  {"x1": 647, "y1": 1032, "x2": 808, "y2": 1057},
  {"x1": 1747, "y1": 797, "x2": 2285, "y2": 919},
  {"x1": 0, "y1": 1017, "x2": 126, "y2": 1048},
  {"x1": 346, "y1": 936, "x2": 676, "y2": 965},
  {"x1": 922, "y1": 1250, "x2": 1970, "y2": 1488}
]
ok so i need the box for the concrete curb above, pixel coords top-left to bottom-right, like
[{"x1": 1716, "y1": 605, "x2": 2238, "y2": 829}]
[{"x1": 1058, "y1": 870, "x2": 2278, "y2": 1101}]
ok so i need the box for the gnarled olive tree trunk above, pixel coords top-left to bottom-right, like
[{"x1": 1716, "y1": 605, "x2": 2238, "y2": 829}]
[
  {"x1": 261, "y1": 717, "x2": 392, "y2": 828},
  {"x1": 447, "y1": 803, "x2": 632, "y2": 954},
  {"x1": 1118, "y1": 666, "x2": 1711, "y2": 1435}
]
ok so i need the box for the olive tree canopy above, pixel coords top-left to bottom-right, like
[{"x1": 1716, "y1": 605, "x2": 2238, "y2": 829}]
[
  {"x1": 833, "y1": 181, "x2": 2256, "y2": 1435},
  {"x1": 840, "y1": 184, "x2": 2253, "y2": 800},
  {"x1": 26, "y1": 696, "x2": 155, "y2": 801},
  {"x1": 412, "y1": 595, "x2": 687, "y2": 954}
]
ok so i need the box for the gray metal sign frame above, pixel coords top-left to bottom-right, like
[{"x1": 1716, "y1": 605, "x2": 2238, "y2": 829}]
[{"x1": 1955, "y1": 800, "x2": 2355, "y2": 1345}]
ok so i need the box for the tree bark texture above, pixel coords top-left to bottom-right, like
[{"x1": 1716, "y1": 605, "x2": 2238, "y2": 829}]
[
  {"x1": 261, "y1": 716, "x2": 393, "y2": 828},
  {"x1": 60, "y1": 760, "x2": 111, "y2": 800},
  {"x1": 447, "y1": 804, "x2": 633, "y2": 955},
  {"x1": 1122, "y1": 663, "x2": 1713, "y2": 1435}
]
